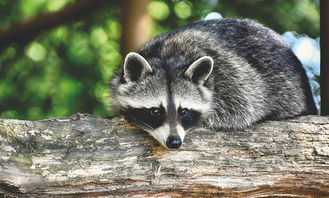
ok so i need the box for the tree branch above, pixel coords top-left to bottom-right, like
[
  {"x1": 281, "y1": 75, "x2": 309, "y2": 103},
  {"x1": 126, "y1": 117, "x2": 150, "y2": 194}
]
[
  {"x1": 0, "y1": 0, "x2": 117, "y2": 52},
  {"x1": 0, "y1": 114, "x2": 328, "y2": 197}
]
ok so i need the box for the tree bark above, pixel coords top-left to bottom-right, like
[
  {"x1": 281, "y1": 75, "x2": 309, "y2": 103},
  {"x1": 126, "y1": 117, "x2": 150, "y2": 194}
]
[{"x1": 0, "y1": 114, "x2": 328, "y2": 197}]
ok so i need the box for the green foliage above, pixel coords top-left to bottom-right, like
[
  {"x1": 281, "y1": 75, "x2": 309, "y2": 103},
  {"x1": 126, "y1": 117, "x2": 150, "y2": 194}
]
[
  {"x1": 148, "y1": 1, "x2": 170, "y2": 21},
  {"x1": 174, "y1": 1, "x2": 193, "y2": 19},
  {"x1": 0, "y1": 1, "x2": 121, "y2": 119},
  {"x1": 150, "y1": 0, "x2": 319, "y2": 37},
  {"x1": 0, "y1": 0, "x2": 319, "y2": 120}
]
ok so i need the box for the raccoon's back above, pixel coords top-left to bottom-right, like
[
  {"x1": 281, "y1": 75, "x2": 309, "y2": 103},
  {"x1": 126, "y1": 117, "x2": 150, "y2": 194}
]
[{"x1": 209, "y1": 19, "x2": 317, "y2": 117}]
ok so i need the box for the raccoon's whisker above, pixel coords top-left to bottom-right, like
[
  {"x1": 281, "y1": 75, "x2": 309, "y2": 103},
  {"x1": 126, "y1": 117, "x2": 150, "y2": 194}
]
[{"x1": 132, "y1": 118, "x2": 155, "y2": 130}]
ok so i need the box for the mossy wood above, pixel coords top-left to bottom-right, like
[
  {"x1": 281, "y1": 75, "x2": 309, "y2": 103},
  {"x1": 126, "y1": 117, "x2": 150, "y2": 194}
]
[{"x1": 0, "y1": 114, "x2": 328, "y2": 197}]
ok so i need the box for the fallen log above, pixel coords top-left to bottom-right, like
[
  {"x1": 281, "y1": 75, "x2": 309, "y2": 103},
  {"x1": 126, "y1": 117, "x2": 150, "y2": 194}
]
[{"x1": 0, "y1": 114, "x2": 328, "y2": 197}]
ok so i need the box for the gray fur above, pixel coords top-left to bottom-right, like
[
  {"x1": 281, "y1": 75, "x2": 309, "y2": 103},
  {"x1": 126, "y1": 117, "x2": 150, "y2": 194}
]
[{"x1": 110, "y1": 18, "x2": 317, "y2": 147}]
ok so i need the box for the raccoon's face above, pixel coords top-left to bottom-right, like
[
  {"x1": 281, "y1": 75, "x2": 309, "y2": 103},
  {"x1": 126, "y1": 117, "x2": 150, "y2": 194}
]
[{"x1": 112, "y1": 52, "x2": 213, "y2": 149}]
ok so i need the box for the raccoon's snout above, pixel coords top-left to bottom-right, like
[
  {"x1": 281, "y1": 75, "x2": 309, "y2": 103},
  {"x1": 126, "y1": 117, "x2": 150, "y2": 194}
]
[{"x1": 166, "y1": 136, "x2": 182, "y2": 149}]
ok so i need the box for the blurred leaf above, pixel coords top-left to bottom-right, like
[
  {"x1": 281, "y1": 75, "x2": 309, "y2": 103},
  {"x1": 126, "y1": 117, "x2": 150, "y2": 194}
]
[
  {"x1": 0, "y1": 47, "x2": 16, "y2": 63},
  {"x1": 0, "y1": 80, "x2": 13, "y2": 100},
  {"x1": 0, "y1": 110, "x2": 20, "y2": 119},
  {"x1": 94, "y1": 82, "x2": 110, "y2": 113},
  {"x1": 174, "y1": 1, "x2": 192, "y2": 19},
  {"x1": 48, "y1": 77, "x2": 82, "y2": 117},
  {"x1": 99, "y1": 50, "x2": 121, "y2": 82},
  {"x1": 90, "y1": 26, "x2": 108, "y2": 47},
  {"x1": 46, "y1": 0, "x2": 71, "y2": 12},
  {"x1": 26, "y1": 42, "x2": 47, "y2": 62},
  {"x1": 50, "y1": 26, "x2": 68, "y2": 44},
  {"x1": 67, "y1": 33, "x2": 93, "y2": 65},
  {"x1": 148, "y1": 1, "x2": 170, "y2": 21},
  {"x1": 20, "y1": 0, "x2": 46, "y2": 17},
  {"x1": 27, "y1": 106, "x2": 44, "y2": 120},
  {"x1": 106, "y1": 19, "x2": 121, "y2": 39}
]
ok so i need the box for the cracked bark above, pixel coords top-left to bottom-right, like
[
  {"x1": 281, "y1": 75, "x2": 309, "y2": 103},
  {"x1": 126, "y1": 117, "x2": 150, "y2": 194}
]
[{"x1": 0, "y1": 114, "x2": 328, "y2": 197}]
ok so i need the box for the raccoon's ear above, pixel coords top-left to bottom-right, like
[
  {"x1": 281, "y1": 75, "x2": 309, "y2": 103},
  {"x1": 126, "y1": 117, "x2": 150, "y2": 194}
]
[
  {"x1": 184, "y1": 56, "x2": 214, "y2": 84},
  {"x1": 123, "y1": 52, "x2": 153, "y2": 82}
]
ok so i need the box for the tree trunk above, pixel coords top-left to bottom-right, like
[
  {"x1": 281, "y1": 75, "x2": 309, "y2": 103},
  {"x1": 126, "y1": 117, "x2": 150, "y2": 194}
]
[
  {"x1": 120, "y1": 0, "x2": 153, "y2": 56},
  {"x1": 321, "y1": 0, "x2": 329, "y2": 115},
  {"x1": 0, "y1": 114, "x2": 328, "y2": 197}
]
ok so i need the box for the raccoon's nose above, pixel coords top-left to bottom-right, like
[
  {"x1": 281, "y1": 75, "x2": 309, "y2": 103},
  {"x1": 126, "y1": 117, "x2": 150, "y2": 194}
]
[{"x1": 166, "y1": 136, "x2": 182, "y2": 149}]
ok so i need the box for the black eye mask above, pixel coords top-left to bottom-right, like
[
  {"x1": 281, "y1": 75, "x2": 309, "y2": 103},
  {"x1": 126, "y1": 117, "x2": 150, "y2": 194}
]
[{"x1": 123, "y1": 106, "x2": 166, "y2": 130}]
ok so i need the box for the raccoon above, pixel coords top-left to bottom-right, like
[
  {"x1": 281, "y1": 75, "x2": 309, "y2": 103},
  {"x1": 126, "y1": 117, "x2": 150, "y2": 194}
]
[{"x1": 110, "y1": 18, "x2": 317, "y2": 149}]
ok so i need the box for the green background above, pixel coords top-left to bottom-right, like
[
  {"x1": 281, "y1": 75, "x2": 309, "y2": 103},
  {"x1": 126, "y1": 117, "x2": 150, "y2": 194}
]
[{"x1": 0, "y1": 0, "x2": 320, "y2": 120}]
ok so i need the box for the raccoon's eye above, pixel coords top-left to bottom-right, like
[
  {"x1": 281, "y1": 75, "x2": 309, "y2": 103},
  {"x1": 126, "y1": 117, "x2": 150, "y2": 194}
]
[
  {"x1": 150, "y1": 107, "x2": 162, "y2": 116},
  {"x1": 178, "y1": 108, "x2": 190, "y2": 117}
]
